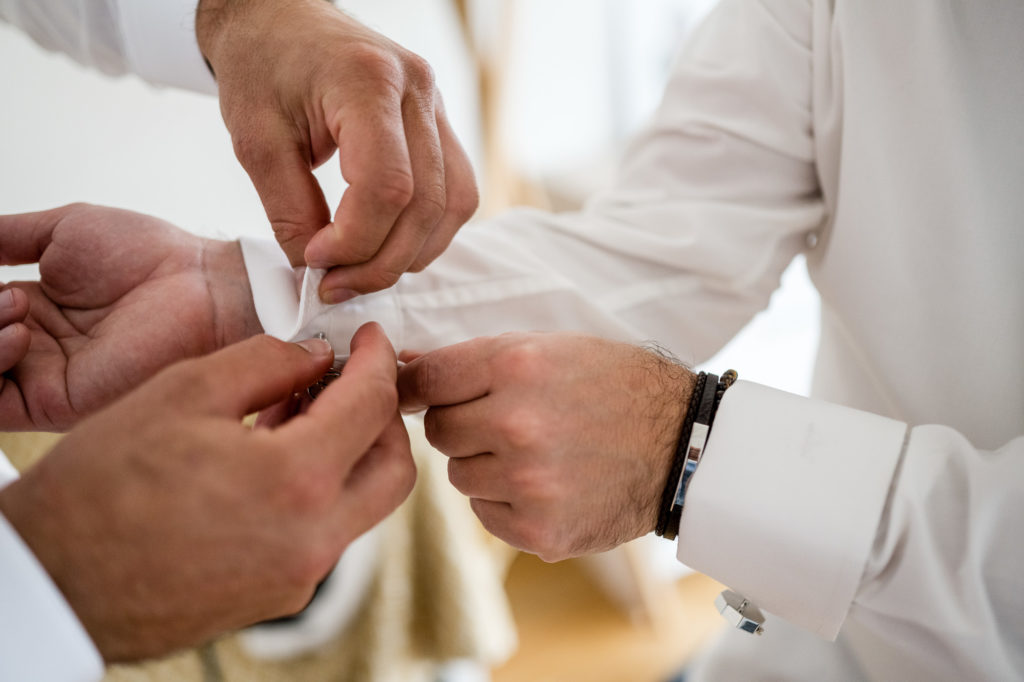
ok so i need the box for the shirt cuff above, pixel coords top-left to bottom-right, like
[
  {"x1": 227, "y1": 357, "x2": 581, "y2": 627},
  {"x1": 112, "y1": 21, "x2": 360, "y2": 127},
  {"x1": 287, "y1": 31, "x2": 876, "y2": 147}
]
[
  {"x1": 115, "y1": 0, "x2": 217, "y2": 93},
  {"x1": 0, "y1": 458, "x2": 104, "y2": 682},
  {"x1": 239, "y1": 237, "x2": 405, "y2": 354},
  {"x1": 676, "y1": 381, "x2": 907, "y2": 640}
]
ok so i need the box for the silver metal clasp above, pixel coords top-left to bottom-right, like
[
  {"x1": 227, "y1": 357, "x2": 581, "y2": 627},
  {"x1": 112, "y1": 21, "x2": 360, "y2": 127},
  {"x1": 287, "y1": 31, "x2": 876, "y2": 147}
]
[{"x1": 715, "y1": 590, "x2": 765, "y2": 635}]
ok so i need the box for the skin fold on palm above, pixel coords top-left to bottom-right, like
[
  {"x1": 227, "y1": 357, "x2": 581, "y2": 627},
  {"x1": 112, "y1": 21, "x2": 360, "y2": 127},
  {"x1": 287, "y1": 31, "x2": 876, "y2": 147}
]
[{"x1": 0, "y1": 204, "x2": 261, "y2": 431}]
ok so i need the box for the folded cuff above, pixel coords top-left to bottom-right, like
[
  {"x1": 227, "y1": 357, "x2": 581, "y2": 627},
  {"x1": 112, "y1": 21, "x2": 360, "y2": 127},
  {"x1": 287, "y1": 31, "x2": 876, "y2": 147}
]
[
  {"x1": 677, "y1": 381, "x2": 907, "y2": 639},
  {"x1": 239, "y1": 236, "x2": 405, "y2": 357}
]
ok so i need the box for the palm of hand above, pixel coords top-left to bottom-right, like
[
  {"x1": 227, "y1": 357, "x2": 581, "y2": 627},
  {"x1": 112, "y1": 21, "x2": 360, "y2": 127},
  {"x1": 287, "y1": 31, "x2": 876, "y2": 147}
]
[{"x1": 1, "y1": 206, "x2": 217, "y2": 431}]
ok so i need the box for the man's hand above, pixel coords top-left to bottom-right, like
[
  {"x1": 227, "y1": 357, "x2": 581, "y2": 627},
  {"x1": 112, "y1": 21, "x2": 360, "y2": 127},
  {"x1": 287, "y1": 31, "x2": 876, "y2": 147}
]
[
  {"x1": 397, "y1": 332, "x2": 695, "y2": 562},
  {"x1": 0, "y1": 326, "x2": 415, "y2": 662},
  {"x1": 196, "y1": 0, "x2": 479, "y2": 302},
  {"x1": 0, "y1": 203, "x2": 262, "y2": 431}
]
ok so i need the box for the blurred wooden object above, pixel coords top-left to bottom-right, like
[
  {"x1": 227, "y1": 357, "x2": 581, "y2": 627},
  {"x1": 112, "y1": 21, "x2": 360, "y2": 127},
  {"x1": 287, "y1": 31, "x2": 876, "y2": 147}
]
[
  {"x1": 452, "y1": 0, "x2": 550, "y2": 216},
  {"x1": 493, "y1": 553, "x2": 724, "y2": 682}
]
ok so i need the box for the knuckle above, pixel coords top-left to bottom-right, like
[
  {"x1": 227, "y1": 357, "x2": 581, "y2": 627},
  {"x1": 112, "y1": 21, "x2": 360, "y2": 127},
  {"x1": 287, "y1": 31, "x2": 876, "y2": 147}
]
[
  {"x1": 283, "y1": 539, "x2": 337, "y2": 594},
  {"x1": 362, "y1": 265, "x2": 406, "y2": 292},
  {"x1": 521, "y1": 522, "x2": 565, "y2": 562},
  {"x1": 415, "y1": 184, "x2": 448, "y2": 225},
  {"x1": 349, "y1": 44, "x2": 404, "y2": 84},
  {"x1": 278, "y1": 465, "x2": 337, "y2": 518},
  {"x1": 448, "y1": 182, "x2": 480, "y2": 222},
  {"x1": 403, "y1": 54, "x2": 436, "y2": 90},
  {"x1": 447, "y1": 459, "x2": 468, "y2": 493},
  {"x1": 231, "y1": 128, "x2": 275, "y2": 171},
  {"x1": 369, "y1": 168, "x2": 415, "y2": 211},
  {"x1": 495, "y1": 339, "x2": 547, "y2": 384},
  {"x1": 495, "y1": 406, "x2": 545, "y2": 452}
]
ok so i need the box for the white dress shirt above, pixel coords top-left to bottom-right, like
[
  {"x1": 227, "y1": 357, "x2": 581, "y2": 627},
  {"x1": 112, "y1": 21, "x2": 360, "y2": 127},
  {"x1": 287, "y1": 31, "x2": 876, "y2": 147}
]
[{"x1": 243, "y1": 0, "x2": 1024, "y2": 679}]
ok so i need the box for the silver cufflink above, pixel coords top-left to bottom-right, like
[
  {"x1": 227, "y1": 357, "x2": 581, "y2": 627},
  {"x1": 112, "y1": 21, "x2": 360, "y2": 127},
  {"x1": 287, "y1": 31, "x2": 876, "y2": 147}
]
[{"x1": 715, "y1": 590, "x2": 765, "y2": 635}]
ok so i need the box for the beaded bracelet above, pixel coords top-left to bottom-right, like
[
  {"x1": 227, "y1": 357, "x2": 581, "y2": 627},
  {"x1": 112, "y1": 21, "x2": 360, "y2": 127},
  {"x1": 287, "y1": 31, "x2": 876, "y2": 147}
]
[{"x1": 655, "y1": 369, "x2": 738, "y2": 540}]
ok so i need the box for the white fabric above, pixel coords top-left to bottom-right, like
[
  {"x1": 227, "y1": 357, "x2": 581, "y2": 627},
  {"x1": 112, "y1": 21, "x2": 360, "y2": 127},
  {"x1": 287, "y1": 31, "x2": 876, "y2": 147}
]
[
  {"x1": 0, "y1": 0, "x2": 216, "y2": 93},
  {"x1": 242, "y1": 0, "x2": 1024, "y2": 678},
  {"x1": 0, "y1": 452, "x2": 105, "y2": 682}
]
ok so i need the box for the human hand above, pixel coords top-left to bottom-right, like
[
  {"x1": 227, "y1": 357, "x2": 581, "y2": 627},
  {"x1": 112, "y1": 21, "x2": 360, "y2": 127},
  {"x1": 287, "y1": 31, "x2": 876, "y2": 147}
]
[
  {"x1": 196, "y1": 0, "x2": 478, "y2": 301},
  {"x1": 0, "y1": 203, "x2": 262, "y2": 431},
  {"x1": 397, "y1": 332, "x2": 695, "y2": 561},
  {"x1": 0, "y1": 325, "x2": 415, "y2": 662}
]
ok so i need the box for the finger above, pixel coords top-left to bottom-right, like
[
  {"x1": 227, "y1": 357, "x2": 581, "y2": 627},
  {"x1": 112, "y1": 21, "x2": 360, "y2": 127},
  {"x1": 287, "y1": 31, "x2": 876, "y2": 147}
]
[
  {"x1": 332, "y1": 412, "x2": 416, "y2": 540},
  {"x1": 422, "y1": 400, "x2": 497, "y2": 458},
  {"x1": 284, "y1": 322, "x2": 399, "y2": 457},
  {"x1": 468, "y1": 498, "x2": 521, "y2": 549},
  {"x1": 163, "y1": 335, "x2": 334, "y2": 419},
  {"x1": 254, "y1": 392, "x2": 310, "y2": 430},
  {"x1": 0, "y1": 323, "x2": 31, "y2": 375},
  {"x1": 0, "y1": 205, "x2": 81, "y2": 265},
  {"x1": 316, "y1": 93, "x2": 446, "y2": 298},
  {"x1": 397, "y1": 337, "x2": 495, "y2": 410},
  {"x1": 232, "y1": 114, "x2": 331, "y2": 266},
  {"x1": 397, "y1": 349, "x2": 424, "y2": 364},
  {"x1": 304, "y1": 88, "x2": 412, "y2": 269},
  {"x1": 409, "y1": 98, "x2": 478, "y2": 271},
  {"x1": 0, "y1": 288, "x2": 30, "y2": 328},
  {"x1": 447, "y1": 454, "x2": 511, "y2": 502}
]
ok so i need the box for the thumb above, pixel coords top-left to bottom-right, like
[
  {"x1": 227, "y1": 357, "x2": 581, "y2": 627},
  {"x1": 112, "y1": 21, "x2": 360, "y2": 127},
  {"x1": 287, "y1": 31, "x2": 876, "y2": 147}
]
[
  {"x1": 0, "y1": 205, "x2": 78, "y2": 265},
  {"x1": 232, "y1": 116, "x2": 331, "y2": 266},
  {"x1": 159, "y1": 335, "x2": 335, "y2": 419}
]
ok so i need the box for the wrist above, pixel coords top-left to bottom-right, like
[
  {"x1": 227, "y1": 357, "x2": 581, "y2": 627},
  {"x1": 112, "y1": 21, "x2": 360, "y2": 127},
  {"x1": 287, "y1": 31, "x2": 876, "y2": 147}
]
[
  {"x1": 196, "y1": 0, "x2": 332, "y2": 71},
  {"x1": 638, "y1": 356, "x2": 696, "y2": 536},
  {"x1": 202, "y1": 239, "x2": 264, "y2": 347}
]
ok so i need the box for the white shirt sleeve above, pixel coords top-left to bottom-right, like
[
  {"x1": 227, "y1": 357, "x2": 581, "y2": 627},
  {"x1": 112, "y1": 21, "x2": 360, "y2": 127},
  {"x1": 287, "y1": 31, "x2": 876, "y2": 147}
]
[
  {"x1": 0, "y1": 0, "x2": 215, "y2": 93},
  {"x1": 679, "y1": 383, "x2": 1024, "y2": 679},
  {"x1": 0, "y1": 451, "x2": 104, "y2": 682}
]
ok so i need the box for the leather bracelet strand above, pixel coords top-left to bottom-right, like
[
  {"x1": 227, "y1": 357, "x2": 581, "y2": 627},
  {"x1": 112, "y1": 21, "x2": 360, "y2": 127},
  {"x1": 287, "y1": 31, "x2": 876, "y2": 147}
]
[
  {"x1": 655, "y1": 372, "x2": 705, "y2": 538},
  {"x1": 656, "y1": 369, "x2": 738, "y2": 541}
]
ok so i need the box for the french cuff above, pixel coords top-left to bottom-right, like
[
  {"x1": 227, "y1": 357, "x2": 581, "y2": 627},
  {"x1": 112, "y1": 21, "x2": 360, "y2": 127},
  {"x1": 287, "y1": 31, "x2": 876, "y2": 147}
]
[
  {"x1": 116, "y1": 0, "x2": 217, "y2": 94},
  {"x1": 676, "y1": 381, "x2": 907, "y2": 640},
  {"x1": 239, "y1": 237, "x2": 405, "y2": 355},
  {"x1": 0, "y1": 476, "x2": 104, "y2": 681}
]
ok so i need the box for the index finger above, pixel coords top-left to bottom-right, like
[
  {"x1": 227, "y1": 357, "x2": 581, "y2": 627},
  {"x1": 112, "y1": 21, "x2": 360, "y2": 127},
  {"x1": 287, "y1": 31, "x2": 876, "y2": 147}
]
[
  {"x1": 396, "y1": 336, "x2": 495, "y2": 411},
  {"x1": 305, "y1": 90, "x2": 413, "y2": 269},
  {"x1": 283, "y1": 322, "x2": 400, "y2": 456}
]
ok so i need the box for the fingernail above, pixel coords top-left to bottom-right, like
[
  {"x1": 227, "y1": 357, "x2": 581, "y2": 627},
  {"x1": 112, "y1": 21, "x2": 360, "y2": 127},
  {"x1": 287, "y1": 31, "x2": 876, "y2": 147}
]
[
  {"x1": 321, "y1": 288, "x2": 360, "y2": 305},
  {"x1": 0, "y1": 289, "x2": 15, "y2": 310},
  {"x1": 296, "y1": 337, "x2": 333, "y2": 357}
]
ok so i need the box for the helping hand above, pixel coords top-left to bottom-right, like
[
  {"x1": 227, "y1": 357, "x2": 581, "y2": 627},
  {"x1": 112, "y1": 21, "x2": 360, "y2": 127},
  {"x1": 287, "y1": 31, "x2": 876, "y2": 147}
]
[
  {"x1": 398, "y1": 332, "x2": 695, "y2": 562},
  {"x1": 0, "y1": 325, "x2": 414, "y2": 662},
  {"x1": 197, "y1": 0, "x2": 479, "y2": 302},
  {"x1": 0, "y1": 203, "x2": 261, "y2": 431}
]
